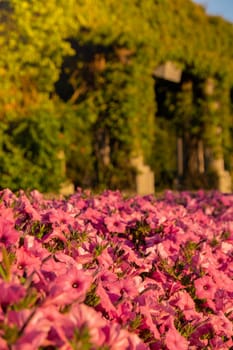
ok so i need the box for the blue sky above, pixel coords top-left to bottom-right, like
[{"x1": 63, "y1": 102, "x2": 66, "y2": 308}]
[{"x1": 193, "y1": 0, "x2": 233, "y2": 23}]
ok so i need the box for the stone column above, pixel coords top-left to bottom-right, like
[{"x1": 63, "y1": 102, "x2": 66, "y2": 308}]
[
  {"x1": 177, "y1": 137, "x2": 183, "y2": 176},
  {"x1": 58, "y1": 150, "x2": 75, "y2": 196},
  {"x1": 203, "y1": 78, "x2": 232, "y2": 193},
  {"x1": 131, "y1": 155, "x2": 155, "y2": 195},
  {"x1": 197, "y1": 140, "x2": 205, "y2": 174}
]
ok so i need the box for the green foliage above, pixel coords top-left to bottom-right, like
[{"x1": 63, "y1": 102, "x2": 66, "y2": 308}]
[
  {"x1": 55, "y1": 0, "x2": 157, "y2": 190},
  {"x1": 0, "y1": 0, "x2": 76, "y2": 192},
  {"x1": 1, "y1": 323, "x2": 19, "y2": 346},
  {"x1": 1, "y1": 0, "x2": 233, "y2": 192},
  {"x1": 57, "y1": 101, "x2": 96, "y2": 188},
  {"x1": 152, "y1": 119, "x2": 177, "y2": 190},
  {"x1": 0, "y1": 0, "x2": 75, "y2": 94},
  {"x1": 69, "y1": 326, "x2": 92, "y2": 350},
  {"x1": 0, "y1": 104, "x2": 64, "y2": 192},
  {"x1": 84, "y1": 283, "x2": 100, "y2": 307},
  {"x1": 0, "y1": 247, "x2": 15, "y2": 282}
]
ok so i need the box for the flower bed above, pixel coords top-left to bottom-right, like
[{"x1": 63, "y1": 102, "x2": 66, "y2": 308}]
[{"x1": 0, "y1": 188, "x2": 233, "y2": 349}]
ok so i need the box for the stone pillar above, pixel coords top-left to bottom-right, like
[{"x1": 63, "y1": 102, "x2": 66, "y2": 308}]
[
  {"x1": 197, "y1": 140, "x2": 205, "y2": 174},
  {"x1": 210, "y1": 158, "x2": 232, "y2": 193},
  {"x1": 203, "y1": 78, "x2": 232, "y2": 193},
  {"x1": 131, "y1": 155, "x2": 155, "y2": 195},
  {"x1": 177, "y1": 137, "x2": 183, "y2": 176},
  {"x1": 154, "y1": 61, "x2": 182, "y2": 83},
  {"x1": 57, "y1": 150, "x2": 75, "y2": 196}
]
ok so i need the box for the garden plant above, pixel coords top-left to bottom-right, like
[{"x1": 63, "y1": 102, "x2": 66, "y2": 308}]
[{"x1": 0, "y1": 188, "x2": 233, "y2": 349}]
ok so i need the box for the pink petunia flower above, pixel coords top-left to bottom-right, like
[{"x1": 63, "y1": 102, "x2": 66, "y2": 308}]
[
  {"x1": 209, "y1": 311, "x2": 233, "y2": 337},
  {"x1": 0, "y1": 218, "x2": 20, "y2": 247},
  {"x1": 12, "y1": 246, "x2": 42, "y2": 277},
  {"x1": 17, "y1": 191, "x2": 42, "y2": 222},
  {"x1": 69, "y1": 303, "x2": 106, "y2": 347},
  {"x1": 102, "y1": 323, "x2": 132, "y2": 350},
  {"x1": 8, "y1": 308, "x2": 52, "y2": 350},
  {"x1": 0, "y1": 280, "x2": 26, "y2": 309},
  {"x1": 165, "y1": 322, "x2": 189, "y2": 350},
  {"x1": 104, "y1": 214, "x2": 127, "y2": 233},
  {"x1": 0, "y1": 188, "x2": 17, "y2": 207},
  {"x1": 127, "y1": 332, "x2": 148, "y2": 350},
  {"x1": 0, "y1": 338, "x2": 8, "y2": 350},
  {"x1": 0, "y1": 207, "x2": 16, "y2": 224},
  {"x1": 170, "y1": 290, "x2": 199, "y2": 321},
  {"x1": 209, "y1": 336, "x2": 233, "y2": 350},
  {"x1": 189, "y1": 322, "x2": 214, "y2": 348},
  {"x1": 23, "y1": 235, "x2": 50, "y2": 260},
  {"x1": 194, "y1": 275, "x2": 217, "y2": 300},
  {"x1": 46, "y1": 266, "x2": 92, "y2": 305},
  {"x1": 96, "y1": 280, "x2": 118, "y2": 319}
]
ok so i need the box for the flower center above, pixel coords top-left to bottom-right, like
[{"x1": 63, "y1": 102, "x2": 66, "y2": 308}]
[{"x1": 203, "y1": 284, "x2": 210, "y2": 290}]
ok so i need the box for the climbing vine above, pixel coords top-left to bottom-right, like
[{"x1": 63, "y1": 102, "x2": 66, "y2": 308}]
[{"x1": 1, "y1": 0, "x2": 233, "y2": 191}]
